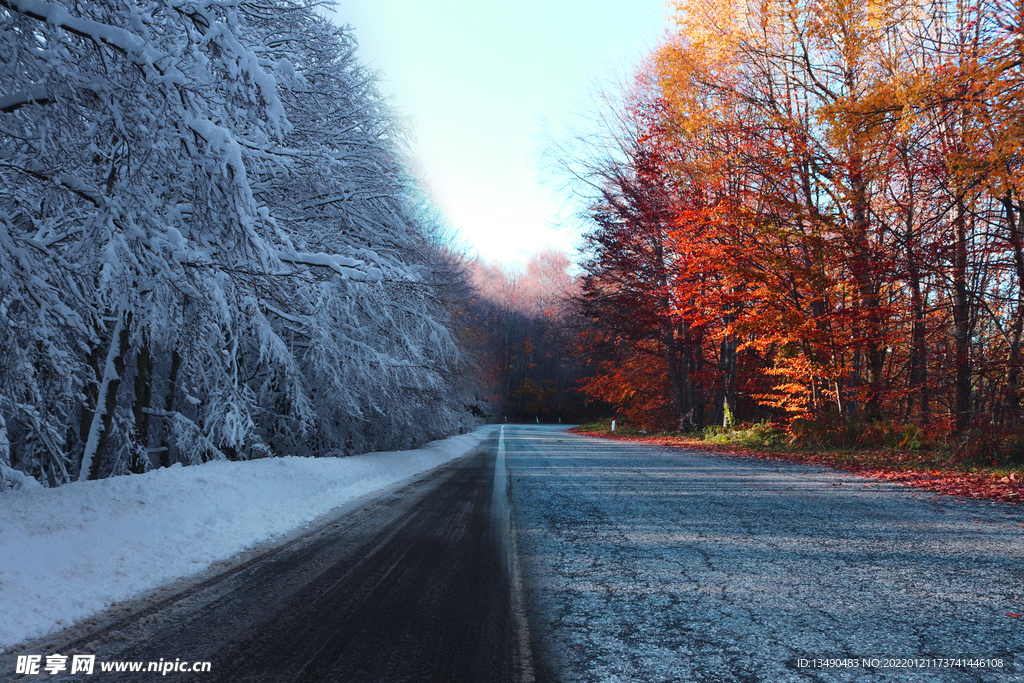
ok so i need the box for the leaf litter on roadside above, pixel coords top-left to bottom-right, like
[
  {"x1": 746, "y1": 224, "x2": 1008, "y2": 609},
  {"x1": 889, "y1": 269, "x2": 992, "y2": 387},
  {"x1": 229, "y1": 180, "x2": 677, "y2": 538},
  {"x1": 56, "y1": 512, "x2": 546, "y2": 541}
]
[{"x1": 571, "y1": 430, "x2": 1024, "y2": 505}]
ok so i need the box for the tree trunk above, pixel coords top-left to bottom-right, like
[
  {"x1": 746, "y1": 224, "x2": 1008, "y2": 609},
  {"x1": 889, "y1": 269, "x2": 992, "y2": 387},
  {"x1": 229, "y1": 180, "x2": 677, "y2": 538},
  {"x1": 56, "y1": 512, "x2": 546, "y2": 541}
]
[
  {"x1": 1003, "y1": 193, "x2": 1024, "y2": 426},
  {"x1": 686, "y1": 325, "x2": 705, "y2": 429},
  {"x1": 79, "y1": 311, "x2": 132, "y2": 481},
  {"x1": 72, "y1": 338, "x2": 105, "y2": 460},
  {"x1": 850, "y1": 169, "x2": 885, "y2": 422},
  {"x1": 0, "y1": 413, "x2": 10, "y2": 491},
  {"x1": 129, "y1": 337, "x2": 153, "y2": 473},
  {"x1": 908, "y1": 272, "x2": 929, "y2": 422},
  {"x1": 900, "y1": 144, "x2": 929, "y2": 423},
  {"x1": 952, "y1": 198, "x2": 971, "y2": 434},
  {"x1": 158, "y1": 348, "x2": 181, "y2": 468},
  {"x1": 664, "y1": 321, "x2": 689, "y2": 430},
  {"x1": 714, "y1": 333, "x2": 738, "y2": 427}
]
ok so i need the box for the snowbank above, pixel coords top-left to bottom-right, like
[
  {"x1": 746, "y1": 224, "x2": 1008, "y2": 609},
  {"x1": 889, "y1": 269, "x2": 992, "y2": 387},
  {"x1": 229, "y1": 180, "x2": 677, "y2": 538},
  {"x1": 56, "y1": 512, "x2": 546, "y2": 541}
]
[{"x1": 0, "y1": 425, "x2": 497, "y2": 650}]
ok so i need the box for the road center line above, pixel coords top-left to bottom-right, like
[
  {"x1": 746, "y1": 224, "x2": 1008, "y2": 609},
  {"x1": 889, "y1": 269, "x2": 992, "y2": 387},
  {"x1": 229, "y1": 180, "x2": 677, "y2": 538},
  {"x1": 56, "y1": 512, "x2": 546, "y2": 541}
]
[{"x1": 495, "y1": 426, "x2": 536, "y2": 683}]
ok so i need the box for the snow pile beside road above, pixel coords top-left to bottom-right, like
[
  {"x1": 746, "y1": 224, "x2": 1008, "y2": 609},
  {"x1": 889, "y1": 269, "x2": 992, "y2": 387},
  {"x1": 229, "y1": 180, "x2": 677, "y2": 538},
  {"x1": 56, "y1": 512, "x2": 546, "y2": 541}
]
[{"x1": 0, "y1": 426, "x2": 496, "y2": 650}]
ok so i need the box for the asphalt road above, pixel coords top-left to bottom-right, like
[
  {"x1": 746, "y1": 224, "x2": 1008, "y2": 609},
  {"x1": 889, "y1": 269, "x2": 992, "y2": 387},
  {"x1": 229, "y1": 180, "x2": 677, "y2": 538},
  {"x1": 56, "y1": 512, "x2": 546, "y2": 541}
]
[
  {"x1": 507, "y1": 425, "x2": 1024, "y2": 682},
  {"x1": 7, "y1": 431, "x2": 530, "y2": 683},
  {"x1": 8, "y1": 425, "x2": 1024, "y2": 682}
]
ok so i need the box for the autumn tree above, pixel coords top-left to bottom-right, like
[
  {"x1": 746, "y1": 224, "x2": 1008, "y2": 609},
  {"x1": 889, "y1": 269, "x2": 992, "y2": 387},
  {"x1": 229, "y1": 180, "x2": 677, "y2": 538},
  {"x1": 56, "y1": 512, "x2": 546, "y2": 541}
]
[{"x1": 567, "y1": 0, "x2": 1024, "y2": 443}]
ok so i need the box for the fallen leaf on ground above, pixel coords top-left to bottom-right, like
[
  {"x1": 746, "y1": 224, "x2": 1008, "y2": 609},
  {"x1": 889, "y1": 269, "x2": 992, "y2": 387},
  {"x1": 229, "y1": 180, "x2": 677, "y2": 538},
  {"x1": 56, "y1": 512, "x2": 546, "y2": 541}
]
[{"x1": 570, "y1": 430, "x2": 1024, "y2": 505}]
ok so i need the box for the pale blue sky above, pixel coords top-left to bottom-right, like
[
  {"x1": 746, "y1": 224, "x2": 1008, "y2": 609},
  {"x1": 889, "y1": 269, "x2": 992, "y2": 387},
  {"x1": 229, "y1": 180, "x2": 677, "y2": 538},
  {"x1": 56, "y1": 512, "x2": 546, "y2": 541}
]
[{"x1": 332, "y1": 1, "x2": 670, "y2": 265}]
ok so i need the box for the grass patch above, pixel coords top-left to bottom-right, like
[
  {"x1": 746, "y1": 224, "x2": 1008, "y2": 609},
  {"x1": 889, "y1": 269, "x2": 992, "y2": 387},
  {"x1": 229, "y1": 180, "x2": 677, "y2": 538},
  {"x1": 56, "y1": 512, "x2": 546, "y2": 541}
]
[{"x1": 702, "y1": 421, "x2": 785, "y2": 450}]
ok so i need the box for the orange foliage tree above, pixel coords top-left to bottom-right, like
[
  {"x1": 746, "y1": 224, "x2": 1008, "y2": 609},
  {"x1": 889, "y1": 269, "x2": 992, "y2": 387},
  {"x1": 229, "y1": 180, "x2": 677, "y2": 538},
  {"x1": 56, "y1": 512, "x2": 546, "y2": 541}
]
[{"x1": 574, "y1": 0, "x2": 1024, "y2": 438}]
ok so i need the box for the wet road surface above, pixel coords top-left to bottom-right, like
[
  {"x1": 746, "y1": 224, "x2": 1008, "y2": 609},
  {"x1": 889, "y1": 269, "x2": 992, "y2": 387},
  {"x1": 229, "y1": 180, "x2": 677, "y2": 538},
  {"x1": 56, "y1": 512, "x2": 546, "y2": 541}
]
[{"x1": 7, "y1": 433, "x2": 529, "y2": 683}]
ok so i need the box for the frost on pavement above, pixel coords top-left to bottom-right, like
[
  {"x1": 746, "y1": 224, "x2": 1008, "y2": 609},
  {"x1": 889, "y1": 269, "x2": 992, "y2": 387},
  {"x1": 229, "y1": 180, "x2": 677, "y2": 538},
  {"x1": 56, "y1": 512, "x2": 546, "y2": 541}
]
[{"x1": 507, "y1": 426, "x2": 1024, "y2": 682}]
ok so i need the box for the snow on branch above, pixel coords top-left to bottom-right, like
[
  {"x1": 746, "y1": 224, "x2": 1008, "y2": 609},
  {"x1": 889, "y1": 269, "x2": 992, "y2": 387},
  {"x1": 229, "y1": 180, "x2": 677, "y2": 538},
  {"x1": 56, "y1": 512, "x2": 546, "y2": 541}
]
[
  {"x1": 277, "y1": 251, "x2": 382, "y2": 281},
  {"x1": 0, "y1": 87, "x2": 50, "y2": 113},
  {"x1": 0, "y1": 0, "x2": 163, "y2": 77},
  {"x1": 0, "y1": 0, "x2": 475, "y2": 484}
]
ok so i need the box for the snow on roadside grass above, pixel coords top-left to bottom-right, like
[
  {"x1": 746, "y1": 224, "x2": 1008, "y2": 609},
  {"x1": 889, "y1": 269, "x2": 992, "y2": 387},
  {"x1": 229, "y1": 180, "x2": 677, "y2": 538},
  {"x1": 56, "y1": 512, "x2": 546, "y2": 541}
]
[{"x1": 0, "y1": 425, "x2": 497, "y2": 650}]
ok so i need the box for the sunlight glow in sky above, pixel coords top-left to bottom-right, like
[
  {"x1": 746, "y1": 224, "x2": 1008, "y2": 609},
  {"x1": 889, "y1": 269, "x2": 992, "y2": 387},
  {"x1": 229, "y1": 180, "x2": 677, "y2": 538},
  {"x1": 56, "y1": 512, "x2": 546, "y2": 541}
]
[{"x1": 332, "y1": 1, "x2": 670, "y2": 266}]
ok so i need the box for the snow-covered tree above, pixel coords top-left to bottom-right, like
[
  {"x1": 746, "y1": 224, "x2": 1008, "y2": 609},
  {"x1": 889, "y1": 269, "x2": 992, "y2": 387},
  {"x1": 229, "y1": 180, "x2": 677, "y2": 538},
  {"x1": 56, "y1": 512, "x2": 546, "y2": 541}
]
[{"x1": 0, "y1": 0, "x2": 476, "y2": 486}]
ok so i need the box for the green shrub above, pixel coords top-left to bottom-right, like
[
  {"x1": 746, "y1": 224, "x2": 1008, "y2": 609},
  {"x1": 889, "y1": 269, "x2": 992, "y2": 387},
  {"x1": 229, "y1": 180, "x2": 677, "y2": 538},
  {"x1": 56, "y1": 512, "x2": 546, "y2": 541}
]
[{"x1": 703, "y1": 421, "x2": 783, "y2": 449}]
